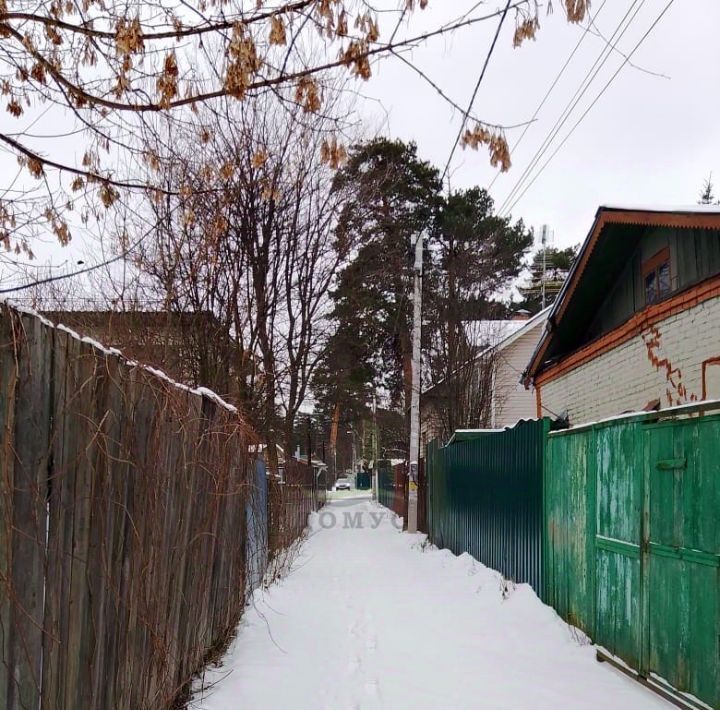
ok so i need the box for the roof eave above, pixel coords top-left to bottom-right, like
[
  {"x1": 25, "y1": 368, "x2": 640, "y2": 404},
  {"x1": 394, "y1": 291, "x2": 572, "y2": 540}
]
[{"x1": 523, "y1": 206, "x2": 720, "y2": 385}]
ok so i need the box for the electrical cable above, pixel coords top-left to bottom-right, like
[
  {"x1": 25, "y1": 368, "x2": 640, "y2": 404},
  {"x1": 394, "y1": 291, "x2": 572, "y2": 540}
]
[
  {"x1": 0, "y1": 208, "x2": 176, "y2": 294},
  {"x1": 503, "y1": 0, "x2": 675, "y2": 216},
  {"x1": 487, "y1": 0, "x2": 609, "y2": 193},
  {"x1": 497, "y1": 0, "x2": 646, "y2": 216}
]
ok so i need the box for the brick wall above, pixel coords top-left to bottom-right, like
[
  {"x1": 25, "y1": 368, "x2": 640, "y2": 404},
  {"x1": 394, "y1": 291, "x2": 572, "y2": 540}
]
[{"x1": 540, "y1": 295, "x2": 720, "y2": 425}]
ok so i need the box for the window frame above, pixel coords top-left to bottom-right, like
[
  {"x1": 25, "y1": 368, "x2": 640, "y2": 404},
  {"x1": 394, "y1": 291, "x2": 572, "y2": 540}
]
[{"x1": 642, "y1": 247, "x2": 671, "y2": 306}]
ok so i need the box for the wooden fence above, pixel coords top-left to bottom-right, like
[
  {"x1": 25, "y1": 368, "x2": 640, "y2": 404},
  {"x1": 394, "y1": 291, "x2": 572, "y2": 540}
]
[{"x1": 1, "y1": 303, "x2": 261, "y2": 709}]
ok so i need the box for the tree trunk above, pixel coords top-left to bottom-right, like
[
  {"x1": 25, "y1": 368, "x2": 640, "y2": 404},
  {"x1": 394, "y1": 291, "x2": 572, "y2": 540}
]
[{"x1": 329, "y1": 401, "x2": 340, "y2": 475}]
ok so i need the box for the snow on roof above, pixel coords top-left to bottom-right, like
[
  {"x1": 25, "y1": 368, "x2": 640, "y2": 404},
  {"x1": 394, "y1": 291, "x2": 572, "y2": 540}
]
[
  {"x1": 464, "y1": 307, "x2": 551, "y2": 352},
  {"x1": 599, "y1": 203, "x2": 720, "y2": 214},
  {"x1": 464, "y1": 319, "x2": 526, "y2": 349},
  {"x1": 423, "y1": 308, "x2": 551, "y2": 397}
]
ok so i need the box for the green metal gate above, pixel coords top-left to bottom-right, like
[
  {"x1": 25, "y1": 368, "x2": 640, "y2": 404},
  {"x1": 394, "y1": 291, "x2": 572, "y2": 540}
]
[
  {"x1": 644, "y1": 418, "x2": 719, "y2": 705},
  {"x1": 546, "y1": 404, "x2": 720, "y2": 709}
]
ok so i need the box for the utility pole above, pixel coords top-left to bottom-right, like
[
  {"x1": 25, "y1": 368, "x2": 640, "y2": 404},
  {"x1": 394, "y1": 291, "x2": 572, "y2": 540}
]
[
  {"x1": 307, "y1": 416, "x2": 313, "y2": 495},
  {"x1": 307, "y1": 417, "x2": 313, "y2": 468},
  {"x1": 408, "y1": 233, "x2": 423, "y2": 534},
  {"x1": 372, "y1": 393, "x2": 379, "y2": 501}
]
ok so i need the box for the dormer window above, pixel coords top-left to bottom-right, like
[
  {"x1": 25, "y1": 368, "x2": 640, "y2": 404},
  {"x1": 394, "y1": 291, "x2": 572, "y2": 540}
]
[{"x1": 643, "y1": 247, "x2": 671, "y2": 305}]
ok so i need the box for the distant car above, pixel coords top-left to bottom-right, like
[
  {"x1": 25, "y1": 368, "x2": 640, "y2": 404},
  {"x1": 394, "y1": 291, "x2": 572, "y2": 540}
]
[{"x1": 335, "y1": 476, "x2": 351, "y2": 491}]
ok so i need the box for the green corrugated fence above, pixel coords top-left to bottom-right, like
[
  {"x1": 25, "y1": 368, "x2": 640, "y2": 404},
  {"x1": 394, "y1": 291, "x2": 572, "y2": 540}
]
[
  {"x1": 426, "y1": 419, "x2": 550, "y2": 593},
  {"x1": 356, "y1": 471, "x2": 371, "y2": 490},
  {"x1": 545, "y1": 403, "x2": 720, "y2": 709}
]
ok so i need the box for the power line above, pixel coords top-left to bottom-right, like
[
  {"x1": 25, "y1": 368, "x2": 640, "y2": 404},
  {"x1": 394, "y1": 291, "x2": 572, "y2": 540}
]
[
  {"x1": 0, "y1": 212, "x2": 170, "y2": 294},
  {"x1": 441, "y1": 0, "x2": 513, "y2": 184},
  {"x1": 497, "y1": 0, "x2": 646, "y2": 216},
  {"x1": 503, "y1": 0, "x2": 675, "y2": 216},
  {"x1": 487, "y1": 0, "x2": 609, "y2": 193},
  {"x1": 5, "y1": 3, "x2": 512, "y2": 301},
  {"x1": 408, "y1": 2, "x2": 513, "y2": 522},
  {"x1": 387, "y1": 1, "x2": 513, "y2": 349},
  {"x1": 498, "y1": 0, "x2": 645, "y2": 214}
]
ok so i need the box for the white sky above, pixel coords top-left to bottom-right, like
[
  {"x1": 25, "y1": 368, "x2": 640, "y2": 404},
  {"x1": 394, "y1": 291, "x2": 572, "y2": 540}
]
[
  {"x1": 1, "y1": 0, "x2": 718, "y2": 287},
  {"x1": 364, "y1": 0, "x2": 720, "y2": 250}
]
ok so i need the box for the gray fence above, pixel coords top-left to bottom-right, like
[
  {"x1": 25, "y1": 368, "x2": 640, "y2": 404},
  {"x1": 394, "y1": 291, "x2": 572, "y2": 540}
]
[{"x1": 0, "y1": 302, "x2": 264, "y2": 709}]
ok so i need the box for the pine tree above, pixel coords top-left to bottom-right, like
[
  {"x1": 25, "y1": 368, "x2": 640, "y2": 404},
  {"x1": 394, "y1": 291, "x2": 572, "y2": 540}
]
[
  {"x1": 314, "y1": 138, "x2": 533, "y2": 440},
  {"x1": 699, "y1": 174, "x2": 717, "y2": 205},
  {"x1": 515, "y1": 245, "x2": 578, "y2": 314},
  {"x1": 329, "y1": 138, "x2": 443, "y2": 409}
]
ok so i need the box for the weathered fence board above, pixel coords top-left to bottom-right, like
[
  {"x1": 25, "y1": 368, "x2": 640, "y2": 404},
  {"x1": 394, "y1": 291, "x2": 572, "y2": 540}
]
[
  {"x1": 246, "y1": 460, "x2": 268, "y2": 591},
  {"x1": 0, "y1": 311, "x2": 53, "y2": 710},
  {"x1": 0, "y1": 303, "x2": 262, "y2": 709}
]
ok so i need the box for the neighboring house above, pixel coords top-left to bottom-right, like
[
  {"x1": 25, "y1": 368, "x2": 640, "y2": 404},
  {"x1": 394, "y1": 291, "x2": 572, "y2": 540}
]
[
  {"x1": 524, "y1": 205, "x2": 720, "y2": 425},
  {"x1": 421, "y1": 308, "x2": 550, "y2": 447},
  {"x1": 489, "y1": 307, "x2": 551, "y2": 428},
  {"x1": 43, "y1": 309, "x2": 249, "y2": 401}
]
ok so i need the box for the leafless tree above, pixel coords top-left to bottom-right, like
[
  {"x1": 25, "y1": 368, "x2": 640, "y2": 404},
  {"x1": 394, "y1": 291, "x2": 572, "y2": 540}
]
[
  {"x1": 0, "y1": 0, "x2": 592, "y2": 261},
  {"x1": 130, "y1": 90, "x2": 351, "y2": 473},
  {"x1": 424, "y1": 320, "x2": 502, "y2": 441}
]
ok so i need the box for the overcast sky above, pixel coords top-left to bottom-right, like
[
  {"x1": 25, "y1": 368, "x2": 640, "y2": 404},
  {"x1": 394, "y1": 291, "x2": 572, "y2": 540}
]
[
  {"x1": 366, "y1": 0, "x2": 720, "y2": 250},
  {"x1": 1, "y1": 0, "x2": 718, "y2": 289}
]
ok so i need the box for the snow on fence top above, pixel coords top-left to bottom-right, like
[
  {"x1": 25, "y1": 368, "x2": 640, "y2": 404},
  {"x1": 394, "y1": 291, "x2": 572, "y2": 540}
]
[
  {"x1": 1, "y1": 297, "x2": 242, "y2": 417},
  {"x1": 548, "y1": 398, "x2": 720, "y2": 436},
  {"x1": 0, "y1": 296, "x2": 258, "y2": 709}
]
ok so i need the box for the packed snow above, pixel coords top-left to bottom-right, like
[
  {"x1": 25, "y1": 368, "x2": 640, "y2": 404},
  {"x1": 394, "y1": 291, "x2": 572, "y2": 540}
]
[{"x1": 191, "y1": 495, "x2": 668, "y2": 710}]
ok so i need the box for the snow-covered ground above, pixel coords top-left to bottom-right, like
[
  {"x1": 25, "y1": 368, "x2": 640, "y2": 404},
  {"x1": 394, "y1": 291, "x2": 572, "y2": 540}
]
[{"x1": 191, "y1": 495, "x2": 669, "y2": 710}]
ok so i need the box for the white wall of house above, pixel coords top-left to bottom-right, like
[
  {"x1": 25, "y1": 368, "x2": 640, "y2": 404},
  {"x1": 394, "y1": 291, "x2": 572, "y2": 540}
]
[
  {"x1": 491, "y1": 319, "x2": 544, "y2": 428},
  {"x1": 539, "y1": 295, "x2": 720, "y2": 425}
]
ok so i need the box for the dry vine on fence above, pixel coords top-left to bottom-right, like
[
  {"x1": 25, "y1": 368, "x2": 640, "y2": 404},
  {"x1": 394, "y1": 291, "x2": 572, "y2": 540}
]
[{"x1": 0, "y1": 302, "x2": 324, "y2": 709}]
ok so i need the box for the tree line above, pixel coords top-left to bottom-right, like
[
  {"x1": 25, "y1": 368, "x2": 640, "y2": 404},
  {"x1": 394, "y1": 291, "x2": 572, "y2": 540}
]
[{"x1": 0, "y1": 1, "x2": 596, "y2": 474}]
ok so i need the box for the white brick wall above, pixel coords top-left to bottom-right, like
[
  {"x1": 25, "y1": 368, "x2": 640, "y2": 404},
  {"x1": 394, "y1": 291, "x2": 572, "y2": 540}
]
[{"x1": 540, "y1": 296, "x2": 720, "y2": 425}]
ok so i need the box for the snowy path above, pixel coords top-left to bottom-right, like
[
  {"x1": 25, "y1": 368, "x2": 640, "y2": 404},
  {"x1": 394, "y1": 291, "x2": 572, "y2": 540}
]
[{"x1": 191, "y1": 496, "x2": 668, "y2": 710}]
